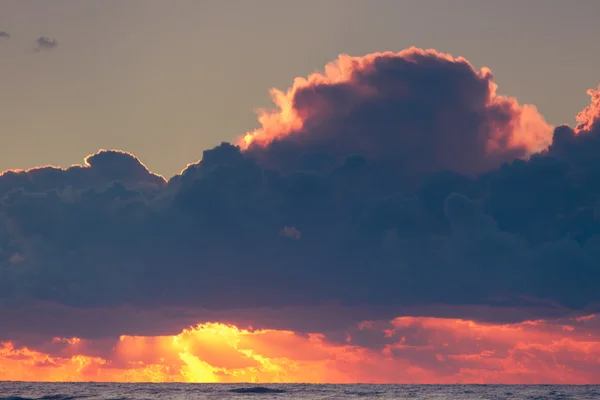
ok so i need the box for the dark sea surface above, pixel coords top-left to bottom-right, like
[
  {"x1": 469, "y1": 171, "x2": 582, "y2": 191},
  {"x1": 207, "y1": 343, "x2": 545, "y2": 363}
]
[{"x1": 1, "y1": 383, "x2": 600, "y2": 400}]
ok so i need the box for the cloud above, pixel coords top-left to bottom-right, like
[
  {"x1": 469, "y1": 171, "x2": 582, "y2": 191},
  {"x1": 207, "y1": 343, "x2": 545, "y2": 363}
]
[
  {"x1": 34, "y1": 36, "x2": 58, "y2": 51},
  {"x1": 0, "y1": 31, "x2": 9, "y2": 39},
  {"x1": 0, "y1": 47, "x2": 599, "y2": 353},
  {"x1": 0, "y1": 149, "x2": 165, "y2": 199},
  {"x1": 242, "y1": 48, "x2": 552, "y2": 180},
  {"x1": 280, "y1": 226, "x2": 301, "y2": 240},
  {"x1": 1, "y1": 315, "x2": 599, "y2": 383}
]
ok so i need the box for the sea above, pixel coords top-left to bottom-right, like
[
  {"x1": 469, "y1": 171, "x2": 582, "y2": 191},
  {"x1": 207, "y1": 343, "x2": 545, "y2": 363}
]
[{"x1": 1, "y1": 383, "x2": 600, "y2": 400}]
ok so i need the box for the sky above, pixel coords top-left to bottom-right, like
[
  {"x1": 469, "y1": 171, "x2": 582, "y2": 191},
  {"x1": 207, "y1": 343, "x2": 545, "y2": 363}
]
[
  {"x1": 1, "y1": 0, "x2": 600, "y2": 384},
  {"x1": 2, "y1": 0, "x2": 600, "y2": 178}
]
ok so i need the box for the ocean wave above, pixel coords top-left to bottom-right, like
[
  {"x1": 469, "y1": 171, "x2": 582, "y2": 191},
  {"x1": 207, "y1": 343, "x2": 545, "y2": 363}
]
[
  {"x1": 0, "y1": 395, "x2": 82, "y2": 400},
  {"x1": 228, "y1": 386, "x2": 286, "y2": 394},
  {"x1": 343, "y1": 390, "x2": 384, "y2": 397}
]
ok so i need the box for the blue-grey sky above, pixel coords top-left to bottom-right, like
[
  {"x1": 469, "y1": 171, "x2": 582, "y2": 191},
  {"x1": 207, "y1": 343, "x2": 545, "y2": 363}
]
[{"x1": 1, "y1": 0, "x2": 600, "y2": 178}]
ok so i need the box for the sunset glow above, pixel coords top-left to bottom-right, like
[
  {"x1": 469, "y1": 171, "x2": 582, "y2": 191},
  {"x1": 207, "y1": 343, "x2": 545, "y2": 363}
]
[
  {"x1": 5, "y1": 1, "x2": 600, "y2": 394},
  {"x1": 2, "y1": 316, "x2": 599, "y2": 384}
]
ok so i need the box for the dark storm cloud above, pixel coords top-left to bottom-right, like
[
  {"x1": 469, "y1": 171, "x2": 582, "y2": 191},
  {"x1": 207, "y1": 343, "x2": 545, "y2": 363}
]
[
  {"x1": 1, "y1": 48, "x2": 600, "y2": 338},
  {"x1": 0, "y1": 149, "x2": 165, "y2": 199},
  {"x1": 0, "y1": 31, "x2": 10, "y2": 39},
  {"x1": 34, "y1": 36, "x2": 58, "y2": 51}
]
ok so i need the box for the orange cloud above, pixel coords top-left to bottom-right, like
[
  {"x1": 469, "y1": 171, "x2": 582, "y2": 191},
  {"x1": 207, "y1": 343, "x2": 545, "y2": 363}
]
[
  {"x1": 1, "y1": 316, "x2": 599, "y2": 383},
  {"x1": 575, "y1": 85, "x2": 600, "y2": 133}
]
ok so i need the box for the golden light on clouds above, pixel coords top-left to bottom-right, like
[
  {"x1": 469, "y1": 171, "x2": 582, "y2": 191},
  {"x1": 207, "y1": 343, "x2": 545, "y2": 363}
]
[{"x1": 1, "y1": 316, "x2": 599, "y2": 384}]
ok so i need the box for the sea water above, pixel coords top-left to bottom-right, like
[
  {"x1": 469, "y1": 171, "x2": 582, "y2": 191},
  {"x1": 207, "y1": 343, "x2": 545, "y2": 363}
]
[{"x1": 1, "y1": 383, "x2": 600, "y2": 400}]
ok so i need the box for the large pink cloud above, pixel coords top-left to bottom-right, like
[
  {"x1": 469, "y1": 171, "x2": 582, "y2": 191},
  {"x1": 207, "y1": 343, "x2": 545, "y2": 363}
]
[{"x1": 242, "y1": 47, "x2": 552, "y2": 177}]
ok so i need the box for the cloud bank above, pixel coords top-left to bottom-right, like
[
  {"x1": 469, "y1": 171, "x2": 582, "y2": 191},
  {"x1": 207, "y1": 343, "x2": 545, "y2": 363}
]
[
  {"x1": 2, "y1": 314, "x2": 599, "y2": 383},
  {"x1": 1, "y1": 48, "x2": 599, "y2": 382}
]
